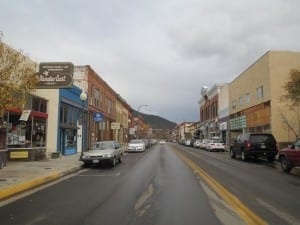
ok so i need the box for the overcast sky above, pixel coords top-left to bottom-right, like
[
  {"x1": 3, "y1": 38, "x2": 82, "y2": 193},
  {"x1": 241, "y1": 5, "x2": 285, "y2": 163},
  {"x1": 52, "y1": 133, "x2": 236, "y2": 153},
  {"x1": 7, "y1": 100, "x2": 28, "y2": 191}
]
[{"x1": 1, "y1": 0, "x2": 300, "y2": 124}]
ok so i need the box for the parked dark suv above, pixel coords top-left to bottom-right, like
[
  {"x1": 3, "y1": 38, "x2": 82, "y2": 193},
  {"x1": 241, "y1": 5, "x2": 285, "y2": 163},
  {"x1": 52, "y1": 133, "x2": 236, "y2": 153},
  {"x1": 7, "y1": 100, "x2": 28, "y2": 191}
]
[{"x1": 230, "y1": 133, "x2": 278, "y2": 162}]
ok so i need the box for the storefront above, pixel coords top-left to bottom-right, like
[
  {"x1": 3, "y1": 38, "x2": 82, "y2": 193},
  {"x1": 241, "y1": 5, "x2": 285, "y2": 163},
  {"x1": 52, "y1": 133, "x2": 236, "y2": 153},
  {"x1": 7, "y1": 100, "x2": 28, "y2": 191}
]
[
  {"x1": 58, "y1": 87, "x2": 88, "y2": 155},
  {"x1": 5, "y1": 95, "x2": 48, "y2": 161}
]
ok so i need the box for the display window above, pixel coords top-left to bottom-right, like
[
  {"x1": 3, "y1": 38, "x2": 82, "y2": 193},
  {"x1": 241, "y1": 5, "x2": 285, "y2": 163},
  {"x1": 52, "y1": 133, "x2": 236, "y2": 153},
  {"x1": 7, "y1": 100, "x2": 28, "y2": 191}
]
[
  {"x1": 5, "y1": 95, "x2": 48, "y2": 148},
  {"x1": 6, "y1": 111, "x2": 47, "y2": 147}
]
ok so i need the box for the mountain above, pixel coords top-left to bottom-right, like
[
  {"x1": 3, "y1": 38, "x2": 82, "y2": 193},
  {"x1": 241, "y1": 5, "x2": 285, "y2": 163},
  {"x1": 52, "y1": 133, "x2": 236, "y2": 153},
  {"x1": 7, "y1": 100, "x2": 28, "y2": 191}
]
[{"x1": 133, "y1": 110, "x2": 177, "y2": 129}]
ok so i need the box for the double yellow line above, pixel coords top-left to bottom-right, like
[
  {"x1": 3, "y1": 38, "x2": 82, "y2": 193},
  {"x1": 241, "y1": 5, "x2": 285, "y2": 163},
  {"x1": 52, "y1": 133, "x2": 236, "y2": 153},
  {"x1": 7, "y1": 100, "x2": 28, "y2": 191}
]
[{"x1": 174, "y1": 149, "x2": 267, "y2": 225}]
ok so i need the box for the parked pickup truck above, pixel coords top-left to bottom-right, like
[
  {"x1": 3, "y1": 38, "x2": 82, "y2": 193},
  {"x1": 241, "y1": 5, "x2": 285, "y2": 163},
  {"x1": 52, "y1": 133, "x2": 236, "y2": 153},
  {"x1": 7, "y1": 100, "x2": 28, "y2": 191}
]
[{"x1": 278, "y1": 140, "x2": 300, "y2": 173}]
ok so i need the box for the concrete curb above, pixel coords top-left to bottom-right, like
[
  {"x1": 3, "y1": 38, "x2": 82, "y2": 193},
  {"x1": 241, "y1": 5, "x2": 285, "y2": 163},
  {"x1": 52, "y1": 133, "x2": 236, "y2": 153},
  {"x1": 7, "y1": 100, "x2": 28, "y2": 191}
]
[{"x1": 0, "y1": 165, "x2": 82, "y2": 201}]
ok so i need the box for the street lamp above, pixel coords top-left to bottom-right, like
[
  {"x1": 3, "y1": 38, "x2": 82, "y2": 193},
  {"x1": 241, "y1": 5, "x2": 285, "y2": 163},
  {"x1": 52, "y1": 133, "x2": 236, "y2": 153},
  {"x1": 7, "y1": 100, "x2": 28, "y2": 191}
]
[
  {"x1": 137, "y1": 104, "x2": 149, "y2": 139},
  {"x1": 80, "y1": 91, "x2": 87, "y2": 157}
]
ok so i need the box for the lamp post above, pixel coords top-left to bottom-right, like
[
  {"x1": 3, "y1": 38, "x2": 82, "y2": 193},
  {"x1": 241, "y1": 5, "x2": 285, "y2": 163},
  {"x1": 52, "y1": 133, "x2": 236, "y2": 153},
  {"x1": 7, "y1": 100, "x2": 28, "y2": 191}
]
[
  {"x1": 137, "y1": 104, "x2": 149, "y2": 139},
  {"x1": 80, "y1": 91, "x2": 87, "y2": 157}
]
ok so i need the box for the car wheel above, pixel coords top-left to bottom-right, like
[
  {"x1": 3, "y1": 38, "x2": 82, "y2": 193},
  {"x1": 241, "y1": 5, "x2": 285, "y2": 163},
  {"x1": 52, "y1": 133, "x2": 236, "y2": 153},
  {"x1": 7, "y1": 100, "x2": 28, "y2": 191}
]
[
  {"x1": 82, "y1": 162, "x2": 90, "y2": 168},
  {"x1": 241, "y1": 150, "x2": 247, "y2": 161},
  {"x1": 230, "y1": 149, "x2": 235, "y2": 158},
  {"x1": 118, "y1": 155, "x2": 122, "y2": 163},
  {"x1": 111, "y1": 157, "x2": 116, "y2": 167},
  {"x1": 280, "y1": 157, "x2": 292, "y2": 173},
  {"x1": 267, "y1": 156, "x2": 275, "y2": 163}
]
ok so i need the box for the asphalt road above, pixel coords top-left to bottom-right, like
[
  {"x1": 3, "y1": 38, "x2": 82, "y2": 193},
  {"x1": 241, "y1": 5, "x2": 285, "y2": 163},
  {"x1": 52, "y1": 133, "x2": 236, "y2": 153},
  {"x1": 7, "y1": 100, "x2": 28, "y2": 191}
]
[{"x1": 0, "y1": 143, "x2": 299, "y2": 225}]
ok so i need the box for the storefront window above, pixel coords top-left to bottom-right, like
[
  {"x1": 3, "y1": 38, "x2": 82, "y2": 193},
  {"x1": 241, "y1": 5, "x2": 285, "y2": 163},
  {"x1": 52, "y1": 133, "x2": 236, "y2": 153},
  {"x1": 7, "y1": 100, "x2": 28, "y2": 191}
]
[
  {"x1": 7, "y1": 112, "x2": 27, "y2": 146},
  {"x1": 6, "y1": 95, "x2": 48, "y2": 148},
  {"x1": 64, "y1": 129, "x2": 77, "y2": 148},
  {"x1": 31, "y1": 119, "x2": 46, "y2": 147}
]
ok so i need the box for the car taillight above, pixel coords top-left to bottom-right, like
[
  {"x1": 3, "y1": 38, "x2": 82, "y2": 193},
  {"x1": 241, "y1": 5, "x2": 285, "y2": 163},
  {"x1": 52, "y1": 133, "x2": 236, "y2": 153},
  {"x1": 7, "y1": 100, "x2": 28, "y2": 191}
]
[{"x1": 246, "y1": 141, "x2": 251, "y2": 150}]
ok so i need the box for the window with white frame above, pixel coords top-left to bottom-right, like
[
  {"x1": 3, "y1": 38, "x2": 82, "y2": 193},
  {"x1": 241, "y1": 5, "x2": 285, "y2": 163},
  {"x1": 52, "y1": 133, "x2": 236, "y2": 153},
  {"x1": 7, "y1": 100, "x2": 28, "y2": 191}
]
[
  {"x1": 92, "y1": 87, "x2": 100, "y2": 107},
  {"x1": 239, "y1": 96, "x2": 244, "y2": 106},
  {"x1": 256, "y1": 86, "x2": 264, "y2": 99},
  {"x1": 232, "y1": 100, "x2": 236, "y2": 109},
  {"x1": 245, "y1": 93, "x2": 250, "y2": 104}
]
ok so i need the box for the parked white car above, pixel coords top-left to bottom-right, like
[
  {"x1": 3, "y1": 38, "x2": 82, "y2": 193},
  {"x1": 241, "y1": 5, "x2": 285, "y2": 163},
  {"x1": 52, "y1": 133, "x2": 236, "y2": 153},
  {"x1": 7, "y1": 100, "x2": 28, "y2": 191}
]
[
  {"x1": 193, "y1": 139, "x2": 201, "y2": 148},
  {"x1": 80, "y1": 141, "x2": 124, "y2": 167},
  {"x1": 127, "y1": 139, "x2": 146, "y2": 152},
  {"x1": 206, "y1": 139, "x2": 225, "y2": 152},
  {"x1": 200, "y1": 139, "x2": 211, "y2": 149}
]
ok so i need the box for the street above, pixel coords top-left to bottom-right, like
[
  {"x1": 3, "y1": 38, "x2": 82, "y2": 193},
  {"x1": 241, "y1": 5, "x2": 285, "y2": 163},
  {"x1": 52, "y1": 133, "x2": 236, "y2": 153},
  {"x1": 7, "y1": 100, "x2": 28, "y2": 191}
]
[{"x1": 0, "y1": 143, "x2": 299, "y2": 225}]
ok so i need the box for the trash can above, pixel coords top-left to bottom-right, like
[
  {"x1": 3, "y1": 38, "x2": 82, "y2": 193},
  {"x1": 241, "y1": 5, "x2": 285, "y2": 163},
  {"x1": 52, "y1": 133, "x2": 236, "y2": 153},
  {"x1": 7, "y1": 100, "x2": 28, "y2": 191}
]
[{"x1": 0, "y1": 149, "x2": 8, "y2": 169}]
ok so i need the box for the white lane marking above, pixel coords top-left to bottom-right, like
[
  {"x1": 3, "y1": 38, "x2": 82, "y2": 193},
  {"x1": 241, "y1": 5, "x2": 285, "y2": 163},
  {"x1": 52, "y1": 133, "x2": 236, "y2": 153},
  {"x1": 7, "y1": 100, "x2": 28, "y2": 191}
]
[
  {"x1": 199, "y1": 180, "x2": 246, "y2": 225},
  {"x1": 77, "y1": 173, "x2": 120, "y2": 177},
  {"x1": 256, "y1": 198, "x2": 300, "y2": 225}
]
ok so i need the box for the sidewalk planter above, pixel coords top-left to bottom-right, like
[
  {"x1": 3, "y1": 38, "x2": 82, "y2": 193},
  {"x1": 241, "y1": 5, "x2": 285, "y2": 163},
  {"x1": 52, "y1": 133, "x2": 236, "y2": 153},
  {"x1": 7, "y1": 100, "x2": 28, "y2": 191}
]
[
  {"x1": 51, "y1": 152, "x2": 60, "y2": 158},
  {"x1": 0, "y1": 149, "x2": 8, "y2": 169}
]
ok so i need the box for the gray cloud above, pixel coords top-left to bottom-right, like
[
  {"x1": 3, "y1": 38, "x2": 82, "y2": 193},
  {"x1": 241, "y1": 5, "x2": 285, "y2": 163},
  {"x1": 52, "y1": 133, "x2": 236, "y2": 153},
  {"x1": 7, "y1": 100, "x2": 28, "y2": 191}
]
[{"x1": 1, "y1": 0, "x2": 300, "y2": 123}]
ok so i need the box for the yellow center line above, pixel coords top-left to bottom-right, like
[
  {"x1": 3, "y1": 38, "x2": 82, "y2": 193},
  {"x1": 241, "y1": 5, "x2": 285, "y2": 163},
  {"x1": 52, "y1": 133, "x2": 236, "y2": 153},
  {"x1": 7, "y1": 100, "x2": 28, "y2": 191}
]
[{"x1": 173, "y1": 148, "x2": 267, "y2": 225}]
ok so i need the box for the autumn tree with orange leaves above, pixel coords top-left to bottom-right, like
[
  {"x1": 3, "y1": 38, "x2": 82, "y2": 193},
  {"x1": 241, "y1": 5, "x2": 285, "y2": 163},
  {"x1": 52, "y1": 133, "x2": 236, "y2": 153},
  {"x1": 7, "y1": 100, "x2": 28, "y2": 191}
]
[{"x1": 0, "y1": 34, "x2": 39, "y2": 117}]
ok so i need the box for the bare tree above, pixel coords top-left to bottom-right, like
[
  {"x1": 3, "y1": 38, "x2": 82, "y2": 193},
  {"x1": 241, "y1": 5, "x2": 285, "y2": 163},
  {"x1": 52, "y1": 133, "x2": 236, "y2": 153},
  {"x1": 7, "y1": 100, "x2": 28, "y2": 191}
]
[
  {"x1": 280, "y1": 69, "x2": 300, "y2": 139},
  {"x1": 281, "y1": 69, "x2": 300, "y2": 106},
  {"x1": 0, "y1": 35, "x2": 39, "y2": 117}
]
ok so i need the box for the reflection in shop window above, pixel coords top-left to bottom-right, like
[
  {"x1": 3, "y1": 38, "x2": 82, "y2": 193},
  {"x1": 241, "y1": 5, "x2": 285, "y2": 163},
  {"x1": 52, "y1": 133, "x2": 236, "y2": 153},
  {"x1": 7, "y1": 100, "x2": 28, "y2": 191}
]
[
  {"x1": 65, "y1": 129, "x2": 77, "y2": 147},
  {"x1": 31, "y1": 120, "x2": 46, "y2": 147}
]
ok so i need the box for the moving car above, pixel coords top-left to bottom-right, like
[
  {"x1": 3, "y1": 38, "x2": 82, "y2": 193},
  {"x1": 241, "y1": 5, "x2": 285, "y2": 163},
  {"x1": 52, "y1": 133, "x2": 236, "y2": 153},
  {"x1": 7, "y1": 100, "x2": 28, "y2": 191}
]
[
  {"x1": 278, "y1": 140, "x2": 300, "y2": 173},
  {"x1": 159, "y1": 139, "x2": 166, "y2": 144},
  {"x1": 80, "y1": 141, "x2": 124, "y2": 167},
  {"x1": 230, "y1": 133, "x2": 278, "y2": 162},
  {"x1": 127, "y1": 139, "x2": 146, "y2": 152}
]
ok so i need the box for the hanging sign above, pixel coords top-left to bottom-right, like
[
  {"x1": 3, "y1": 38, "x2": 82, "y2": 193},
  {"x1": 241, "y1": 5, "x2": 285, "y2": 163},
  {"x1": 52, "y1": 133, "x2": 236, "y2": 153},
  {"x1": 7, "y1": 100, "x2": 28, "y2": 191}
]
[
  {"x1": 19, "y1": 110, "x2": 31, "y2": 121},
  {"x1": 111, "y1": 122, "x2": 120, "y2": 130},
  {"x1": 93, "y1": 112, "x2": 103, "y2": 122}
]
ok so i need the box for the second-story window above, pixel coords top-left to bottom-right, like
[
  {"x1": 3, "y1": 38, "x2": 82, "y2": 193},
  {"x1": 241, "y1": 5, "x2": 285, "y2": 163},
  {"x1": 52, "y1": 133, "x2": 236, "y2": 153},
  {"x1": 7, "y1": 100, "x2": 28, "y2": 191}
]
[
  {"x1": 32, "y1": 96, "x2": 47, "y2": 113},
  {"x1": 232, "y1": 100, "x2": 236, "y2": 109},
  {"x1": 92, "y1": 87, "x2": 100, "y2": 108},
  {"x1": 256, "y1": 86, "x2": 264, "y2": 99},
  {"x1": 245, "y1": 93, "x2": 250, "y2": 104},
  {"x1": 239, "y1": 96, "x2": 244, "y2": 106}
]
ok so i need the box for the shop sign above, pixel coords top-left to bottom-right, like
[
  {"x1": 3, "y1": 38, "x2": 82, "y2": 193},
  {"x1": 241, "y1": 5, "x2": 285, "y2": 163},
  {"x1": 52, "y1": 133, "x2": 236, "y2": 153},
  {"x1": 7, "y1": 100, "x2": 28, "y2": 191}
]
[
  {"x1": 230, "y1": 115, "x2": 246, "y2": 130},
  {"x1": 37, "y1": 62, "x2": 74, "y2": 88},
  {"x1": 10, "y1": 151, "x2": 29, "y2": 159},
  {"x1": 93, "y1": 112, "x2": 103, "y2": 122},
  {"x1": 111, "y1": 122, "x2": 120, "y2": 130},
  {"x1": 19, "y1": 110, "x2": 31, "y2": 121},
  {"x1": 129, "y1": 128, "x2": 135, "y2": 135}
]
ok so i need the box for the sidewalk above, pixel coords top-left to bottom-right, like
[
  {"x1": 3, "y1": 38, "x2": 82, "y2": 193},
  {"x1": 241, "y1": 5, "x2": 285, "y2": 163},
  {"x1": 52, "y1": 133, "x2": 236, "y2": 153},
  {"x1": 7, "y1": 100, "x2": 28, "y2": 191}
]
[{"x1": 0, "y1": 153, "x2": 83, "y2": 201}]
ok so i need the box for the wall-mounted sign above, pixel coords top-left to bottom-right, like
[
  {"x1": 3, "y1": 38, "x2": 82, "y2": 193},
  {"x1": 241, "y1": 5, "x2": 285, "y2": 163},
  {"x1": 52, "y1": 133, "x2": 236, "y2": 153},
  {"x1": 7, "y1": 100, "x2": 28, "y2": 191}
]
[
  {"x1": 93, "y1": 112, "x2": 103, "y2": 122},
  {"x1": 230, "y1": 115, "x2": 246, "y2": 130},
  {"x1": 10, "y1": 151, "x2": 29, "y2": 159},
  {"x1": 37, "y1": 62, "x2": 73, "y2": 88},
  {"x1": 111, "y1": 122, "x2": 120, "y2": 130}
]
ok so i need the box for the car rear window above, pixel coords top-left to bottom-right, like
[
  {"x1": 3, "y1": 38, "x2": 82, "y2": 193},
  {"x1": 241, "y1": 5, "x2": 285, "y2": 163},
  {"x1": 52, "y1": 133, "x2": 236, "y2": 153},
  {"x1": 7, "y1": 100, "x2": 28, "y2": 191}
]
[{"x1": 250, "y1": 134, "x2": 276, "y2": 143}]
